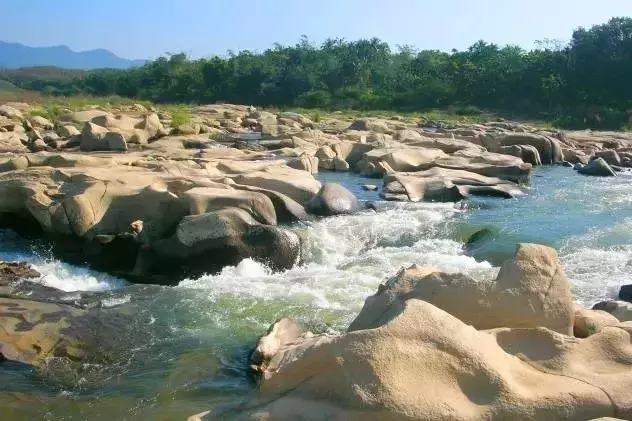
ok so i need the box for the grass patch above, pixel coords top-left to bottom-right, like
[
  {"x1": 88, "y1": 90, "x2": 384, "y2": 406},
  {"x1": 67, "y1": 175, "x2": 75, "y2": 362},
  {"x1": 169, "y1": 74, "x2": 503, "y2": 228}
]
[{"x1": 166, "y1": 105, "x2": 192, "y2": 128}]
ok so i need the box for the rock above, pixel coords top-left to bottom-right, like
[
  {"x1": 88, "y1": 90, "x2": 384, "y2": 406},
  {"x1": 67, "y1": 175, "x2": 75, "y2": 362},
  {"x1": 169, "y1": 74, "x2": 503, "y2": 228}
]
[
  {"x1": 175, "y1": 123, "x2": 201, "y2": 135},
  {"x1": 574, "y1": 308, "x2": 620, "y2": 338},
  {"x1": 499, "y1": 144, "x2": 542, "y2": 166},
  {"x1": 331, "y1": 157, "x2": 350, "y2": 171},
  {"x1": 595, "y1": 150, "x2": 621, "y2": 166},
  {"x1": 619, "y1": 284, "x2": 632, "y2": 302},
  {"x1": 250, "y1": 317, "x2": 305, "y2": 371},
  {"x1": 362, "y1": 184, "x2": 378, "y2": 191},
  {"x1": 57, "y1": 125, "x2": 80, "y2": 138},
  {"x1": 434, "y1": 149, "x2": 532, "y2": 183},
  {"x1": 0, "y1": 132, "x2": 29, "y2": 153},
  {"x1": 308, "y1": 183, "x2": 361, "y2": 216},
  {"x1": 486, "y1": 132, "x2": 563, "y2": 164},
  {"x1": 315, "y1": 145, "x2": 336, "y2": 160},
  {"x1": 347, "y1": 118, "x2": 392, "y2": 134},
  {"x1": 232, "y1": 168, "x2": 321, "y2": 205},
  {"x1": 360, "y1": 147, "x2": 447, "y2": 173},
  {"x1": 349, "y1": 243, "x2": 574, "y2": 334},
  {"x1": 147, "y1": 208, "x2": 300, "y2": 277},
  {"x1": 136, "y1": 113, "x2": 167, "y2": 139},
  {"x1": 382, "y1": 167, "x2": 524, "y2": 202},
  {"x1": 219, "y1": 298, "x2": 632, "y2": 421},
  {"x1": 183, "y1": 187, "x2": 277, "y2": 225},
  {"x1": 102, "y1": 132, "x2": 128, "y2": 151},
  {"x1": 593, "y1": 301, "x2": 632, "y2": 322},
  {"x1": 79, "y1": 122, "x2": 108, "y2": 151},
  {"x1": 30, "y1": 139, "x2": 49, "y2": 152},
  {"x1": 28, "y1": 115, "x2": 53, "y2": 130},
  {"x1": 578, "y1": 157, "x2": 616, "y2": 177},
  {"x1": 0, "y1": 104, "x2": 23, "y2": 119},
  {"x1": 59, "y1": 109, "x2": 112, "y2": 124},
  {"x1": 563, "y1": 148, "x2": 590, "y2": 165},
  {"x1": 287, "y1": 154, "x2": 318, "y2": 174},
  {"x1": 0, "y1": 295, "x2": 138, "y2": 368}
]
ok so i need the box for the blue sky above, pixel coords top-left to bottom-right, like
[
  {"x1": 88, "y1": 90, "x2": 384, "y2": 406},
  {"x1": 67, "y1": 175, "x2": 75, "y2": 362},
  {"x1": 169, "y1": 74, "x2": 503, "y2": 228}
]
[{"x1": 2, "y1": 0, "x2": 630, "y2": 59}]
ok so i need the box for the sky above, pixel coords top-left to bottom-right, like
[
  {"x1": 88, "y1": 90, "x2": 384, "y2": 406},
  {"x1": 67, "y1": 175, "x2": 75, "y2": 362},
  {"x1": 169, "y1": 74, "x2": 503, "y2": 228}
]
[{"x1": 1, "y1": 0, "x2": 630, "y2": 60}]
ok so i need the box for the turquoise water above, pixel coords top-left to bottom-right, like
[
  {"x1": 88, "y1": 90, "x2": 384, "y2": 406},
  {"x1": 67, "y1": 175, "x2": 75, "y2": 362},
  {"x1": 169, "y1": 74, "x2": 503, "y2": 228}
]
[{"x1": 2, "y1": 166, "x2": 632, "y2": 420}]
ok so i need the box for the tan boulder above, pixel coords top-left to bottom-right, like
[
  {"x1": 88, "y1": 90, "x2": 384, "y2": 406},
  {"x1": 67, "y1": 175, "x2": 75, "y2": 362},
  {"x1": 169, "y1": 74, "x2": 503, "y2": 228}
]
[
  {"x1": 382, "y1": 167, "x2": 524, "y2": 202},
  {"x1": 434, "y1": 149, "x2": 532, "y2": 183},
  {"x1": 59, "y1": 109, "x2": 112, "y2": 124},
  {"x1": 183, "y1": 186, "x2": 277, "y2": 225},
  {"x1": 287, "y1": 154, "x2": 318, "y2": 174},
  {"x1": 349, "y1": 243, "x2": 574, "y2": 335},
  {"x1": 213, "y1": 299, "x2": 631, "y2": 421},
  {"x1": 29, "y1": 115, "x2": 54, "y2": 130},
  {"x1": 0, "y1": 104, "x2": 24, "y2": 119},
  {"x1": 57, "y1": 125, "x2": 80, "y2": 138},
  {"x1": 347, "y1": 118, "x2": 392, "y2": 134},
  {"x1": 484, "y1": 132, "x2": 563, "y2": 165},
  {"x1": 232, "y1": 168, "x2": 321, "y2": 205},
  {"x1": 574, "y1": 308, "x2": 620, "y2": 338},
  {"x1": 361, "y1": 147, "x2": 447, "y2": 172},
  {"x1": 0, "y1": 132, "x2": 28, "y2": 153}
]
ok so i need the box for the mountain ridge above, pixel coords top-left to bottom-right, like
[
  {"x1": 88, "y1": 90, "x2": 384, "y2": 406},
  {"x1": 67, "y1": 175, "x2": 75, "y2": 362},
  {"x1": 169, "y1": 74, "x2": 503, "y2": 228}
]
[{"x1": 0, "y1": 41, "x2": 145, "y2": 70}]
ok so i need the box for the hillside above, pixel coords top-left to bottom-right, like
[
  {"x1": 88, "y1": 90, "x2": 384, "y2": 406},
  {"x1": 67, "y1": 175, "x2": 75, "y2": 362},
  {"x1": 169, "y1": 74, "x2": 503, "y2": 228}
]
[{"x1": 0, "y1": 41, "x2": 145, "y2": 70}]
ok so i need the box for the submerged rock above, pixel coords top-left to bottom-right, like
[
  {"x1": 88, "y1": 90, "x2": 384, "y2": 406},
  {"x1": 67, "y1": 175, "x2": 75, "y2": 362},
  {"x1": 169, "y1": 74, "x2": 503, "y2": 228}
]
[{"x1": 619, "y1": 284, "x2": 632, "y2": 302}]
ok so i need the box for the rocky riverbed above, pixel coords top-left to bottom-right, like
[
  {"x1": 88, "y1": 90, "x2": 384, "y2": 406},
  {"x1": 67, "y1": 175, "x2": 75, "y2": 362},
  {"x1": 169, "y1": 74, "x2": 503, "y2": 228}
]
[{"x1": 0, "y1": 101, "x2": 631, "y2": 420}]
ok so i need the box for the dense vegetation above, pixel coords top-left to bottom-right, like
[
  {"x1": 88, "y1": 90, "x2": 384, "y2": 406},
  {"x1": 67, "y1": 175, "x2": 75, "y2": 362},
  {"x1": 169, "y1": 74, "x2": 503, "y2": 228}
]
[{"x1": 2, "y1": 18, "x2": 632, "y2": 129}]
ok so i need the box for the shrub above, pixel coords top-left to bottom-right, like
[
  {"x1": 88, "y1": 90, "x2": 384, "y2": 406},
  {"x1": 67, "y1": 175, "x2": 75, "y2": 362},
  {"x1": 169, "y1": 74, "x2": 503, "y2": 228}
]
[
  {"x1": 170, "y1": 108, "x2": 191, "y2": 128},
  {"x1": 453, "y1": 105, "x2": 482, "y2": 116}
]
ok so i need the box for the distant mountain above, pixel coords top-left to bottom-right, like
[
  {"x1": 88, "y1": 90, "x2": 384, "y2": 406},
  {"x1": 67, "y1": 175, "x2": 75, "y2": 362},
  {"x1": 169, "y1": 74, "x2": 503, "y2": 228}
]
[{"x1": 0, "y1": 41, "x2": 145, "y2": 70}]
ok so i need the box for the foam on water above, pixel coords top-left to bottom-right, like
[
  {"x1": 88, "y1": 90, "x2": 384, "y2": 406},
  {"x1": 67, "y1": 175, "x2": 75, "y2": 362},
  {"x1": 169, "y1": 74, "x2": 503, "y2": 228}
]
[{"x1": 180, "y1": 202, "x2": 495, "y2": 312}]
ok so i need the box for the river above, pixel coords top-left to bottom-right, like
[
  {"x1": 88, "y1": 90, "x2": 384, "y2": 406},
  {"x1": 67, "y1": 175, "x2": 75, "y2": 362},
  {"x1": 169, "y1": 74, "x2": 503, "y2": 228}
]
[{"x1": 2, "y1": 166, "x2": 632, "y2": 420}]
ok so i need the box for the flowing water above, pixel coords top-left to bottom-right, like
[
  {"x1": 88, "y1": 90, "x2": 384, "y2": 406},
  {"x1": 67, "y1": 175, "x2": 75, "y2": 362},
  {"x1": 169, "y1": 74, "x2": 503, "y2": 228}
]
[{"x1": 2, "y1": 166, "x2": 632, "y2": 420}]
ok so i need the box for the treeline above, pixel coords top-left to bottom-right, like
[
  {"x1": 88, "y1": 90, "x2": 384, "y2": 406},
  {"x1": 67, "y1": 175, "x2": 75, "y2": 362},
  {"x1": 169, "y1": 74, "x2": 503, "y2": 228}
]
[{"x1": 3, "y1": 18, "x2": 632, "y2": 129}]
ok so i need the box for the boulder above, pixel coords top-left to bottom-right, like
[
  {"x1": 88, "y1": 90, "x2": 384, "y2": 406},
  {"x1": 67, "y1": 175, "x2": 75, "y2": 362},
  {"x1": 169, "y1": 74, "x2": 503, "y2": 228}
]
[
  {"x1": 0, "y1": 132, "x2": 28, "y2": 153},
  {"x1": 360, "y1": 147, "x2": 447, "y2": 172},
  {"x1": 362, "y1": 184, "x2": 378, "y2": 191},
  {"x1": 212, "y1": 298, "x2": 632, "y2": 421},
  {"x1": 574, "y1": 308, "x2": 620, "y2": 338},
  {"x1": 347, "y1": 118, "x2": 392, "y2": 134},
  {"x1": 486, "y1": 132, "x2": 563, "y2": 164},
  {"x1": 183, "y1": 187, "x2": 277, "y2": 225},
  {"x1": 0, "y1": 104, "x2": 23, "y2": 119},
  {"x1": 287, "y1": 154, "x2": 318, "y2": 174},
  {"x1": 232, "y1": 169, "x2": 321, "y2": 205},
  {"x1": 29, "y1": 115, "x2": 54, "y2": 130},
  {"x1": 249, "y1": 317, "x2": 305, "y2": 372},
  {"x1": 59, "y1": 109, "x2": 112, "y2": 124},
  {"x1": 434, "y1": 149, "x2": 532, "y2": 183},
  {"x1": 79, "y1": 122, "x2": 108, "y2": 151},
  {"x1": 57, "y1": 125, "x2": 80, "y2": 138},
  {"x1": 381, "y1": 167, "x2": 524, "y2": 202},
  {"x1": 307, "y1": 183, "x2": 361, "y2": 216},
  {"x1": 349, "y1": 243, "x2": 574, "y2": 335},
  {"x1": 619, "y1": 284, "x2": 632, "y2": 302},
  {"x1": 595, "y1": 150, "x2": 621, "y2": 166},
  {"x1": 563, "y1": 148, "x2": 590, "y2": 165},
  {"x1": 499, "y1": 144, "x2": 542, "y2": 166},
  {"x1": 315, "y1": 145, "x2": 336, "y2": 160},
  {"x1": 136, "y1": 112, "x2": 167, "y2": 139},
  {"x1": 577, "y1": 157, "x2": 616, "y2": 177},
  {"x1": 147, "y1": 208, "x2": 300, "y2": 275}
]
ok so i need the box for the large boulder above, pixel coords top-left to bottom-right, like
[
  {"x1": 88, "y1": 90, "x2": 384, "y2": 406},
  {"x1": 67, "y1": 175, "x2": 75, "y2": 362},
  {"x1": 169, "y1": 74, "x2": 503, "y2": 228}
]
[
  {"x1": 0, "y1": 132, "x2": 28, "y2": 153},
  {"x1": 203, "y1": 299, "x2": 632, "y2": 420},
  {"x1": 287, "y1": 154, "x2": 318, "y2": 174},
  {"x1": 232, "y1": 168, "x2": 321, "y2": 205},
  {"x1": 595, "y1": 150, "x2": 621, "y2": 166},
  {"x1": 347, "y1": 118, "x2": 392, "y2": 134},
  {"x1": 0, "y1": 104, "x2": 24, "y2": 119},
  {"x1": 307, "y1": 183, "x2": 361, "y2": 216},
  {"x1": 382, "y1": 167, "x2": 524, "y2": 202},
  {"x1": 349, "y1": 243, "x2": 574, "y2": 335},
  {"x1": 486, "y1": 132, "x2": 563, "y2": 165},
  {"x1": 146, "y1": 207, "x2": 300, "y2": 276},
  {"x1": 434, "y1": 149, "x2": 532, "y2": 183},
  {"x1": 183, "y1": 187, "x2": 277, "y2": 225},
  {"x1": 359, "y1": 147, "x2": 447, "y2": 173},
  {"x1": 577, "y1": 157, "x2": 616, "y2": 177}
]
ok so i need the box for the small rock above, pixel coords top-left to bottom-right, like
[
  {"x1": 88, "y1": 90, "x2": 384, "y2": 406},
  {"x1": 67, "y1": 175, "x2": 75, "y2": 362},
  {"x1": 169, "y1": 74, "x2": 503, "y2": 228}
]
[{"x1": 362, "y1": 184, "x2": 378, "y2": 191}]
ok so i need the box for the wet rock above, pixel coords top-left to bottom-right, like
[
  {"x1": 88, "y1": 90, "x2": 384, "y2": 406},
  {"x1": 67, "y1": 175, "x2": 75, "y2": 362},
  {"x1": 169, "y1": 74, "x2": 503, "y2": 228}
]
[
  {"x1": 619, "y1": 284, "x2": 632, "y2": 302},
  {"x1": 593, "y1": 300, "x2": 632, "y2": 322},
  {"x1": 578, "y1": 157, "x2": 616, "y2": 177},
  {"x1": 308, "y1": 183, "x2": 361, "y2": 216},
  {"x1": 362, "y1": 184, "x2": 378, "y2": 191},
  {"x1": 595, "y1": 150, "x2": 621, "y2": 166}
]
